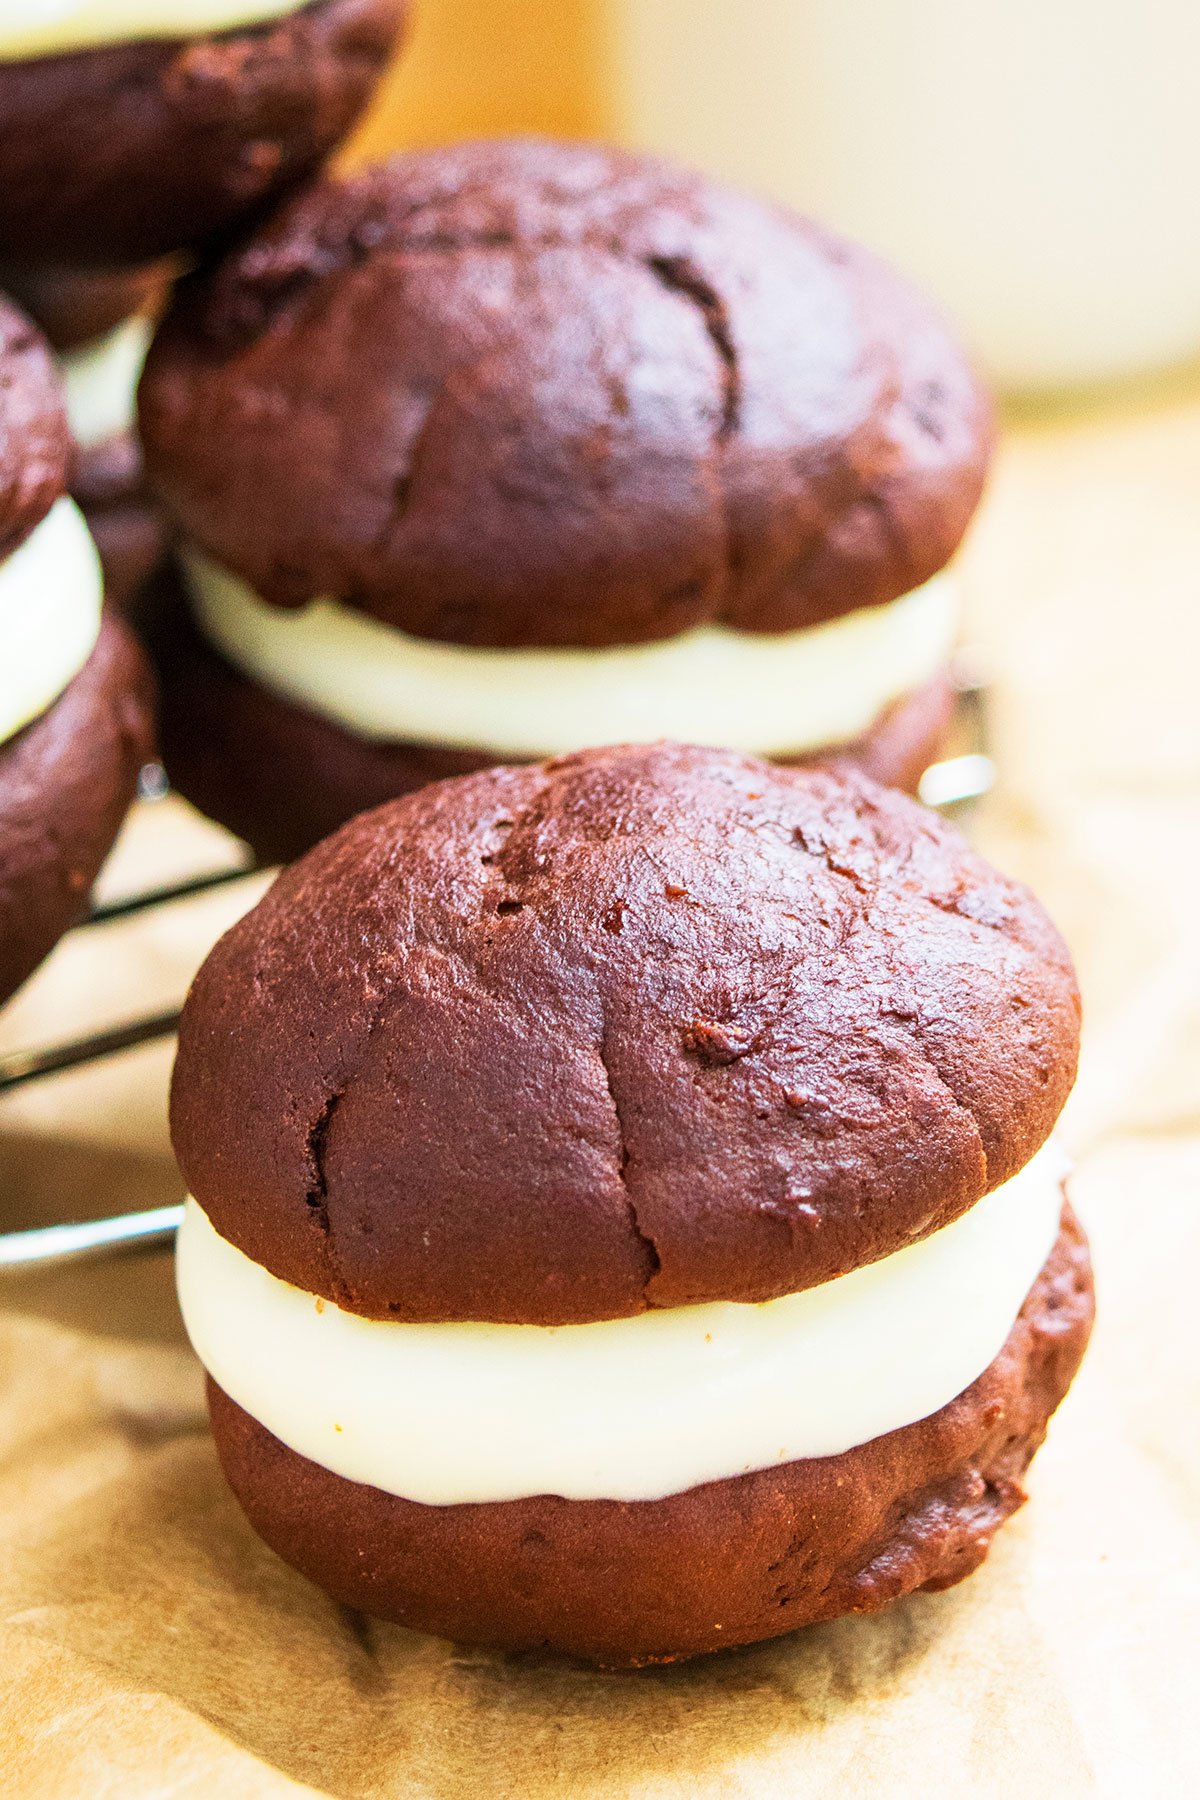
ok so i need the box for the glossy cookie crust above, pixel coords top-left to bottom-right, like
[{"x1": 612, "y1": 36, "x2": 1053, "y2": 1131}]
[
  {"x1": 172, "y1": 742, "x2": 1080, "y2": 1321},
  {"x1": 140, "y1": 137, "x2": 993, "y2": 649}
]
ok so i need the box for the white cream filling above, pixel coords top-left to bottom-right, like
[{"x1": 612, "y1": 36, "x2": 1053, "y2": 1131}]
[
  {"x1": 176, "y1": 1141, "x2": 1067, "y2": 1506},
  {"x1": 60, "y1": 315, "x2": 152, "y2": 453},
  {"x1": 182, "y1": 544, "x2": 958, "y2": 759},
  {"x1": 0, "y1": 499, "x2": 103, "y2": 750},
  {"x1": 0, "y1": 1, "x2": 307, "y2": 57}
]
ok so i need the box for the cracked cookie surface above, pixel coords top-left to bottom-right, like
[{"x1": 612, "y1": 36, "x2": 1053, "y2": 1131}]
[
  {"x1": 171, "y1": 743, "x2": 1079, "y2": 1323},
  {"x1": 140, "y1": 137, "x2": 993, "y2": 650}
]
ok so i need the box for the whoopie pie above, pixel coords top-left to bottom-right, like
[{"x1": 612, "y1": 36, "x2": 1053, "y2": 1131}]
[
  {"x1": 0, "y1": 294, "x2": 154, "y2": 1006},
  {"x1": 0, "y1": 1, "x2": 409, "y2": 607},
  {"x1": 139, "y1": 138, "x2": 994, "y2": 866},
  {"x1": 0, "y1": 1, "x2": 409, "y2": 269},
  {"x1": 173, "y1": 742, "x2": 1092, "y2": 1665}
]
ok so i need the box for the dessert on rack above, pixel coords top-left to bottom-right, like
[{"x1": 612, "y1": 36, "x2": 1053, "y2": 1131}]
[
  {"x1": 173, "y1": 741, "x2": 1091, "y2": 1665},
  {"x1": 0, "y1": 295, "x2": 153, "y2": 1005}
]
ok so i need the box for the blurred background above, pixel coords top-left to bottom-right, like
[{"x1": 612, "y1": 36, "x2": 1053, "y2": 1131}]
[{"x1": 355, "y1": 0, "x2": 1200, "y2": 394}]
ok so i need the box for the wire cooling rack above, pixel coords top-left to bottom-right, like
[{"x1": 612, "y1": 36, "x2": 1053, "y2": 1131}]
[{"x1": 0, "y1": 658, "x2": 994, "y2": 1275}]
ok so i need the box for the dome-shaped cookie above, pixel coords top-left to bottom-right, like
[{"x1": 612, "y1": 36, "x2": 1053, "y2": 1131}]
[
  {"x1": 141, "y1": 137, "x2": 993, "y2": 650},
  {"x1": 172, "y1": 743, "x2": 1079, "y2": 1325}
]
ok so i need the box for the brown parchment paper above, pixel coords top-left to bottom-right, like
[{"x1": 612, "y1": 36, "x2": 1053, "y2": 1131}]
[{"x1": 2, "y1": 379, "x2": 1199, "y2": 1798}]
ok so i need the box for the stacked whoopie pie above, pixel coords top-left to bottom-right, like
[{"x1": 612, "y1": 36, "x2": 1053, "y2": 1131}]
[
  {"x1": 0, "y1": 0, "x2": 410, "y2": 603},
  {"x1": 137, "y1": 138, "x2": 994, "y2": 865},
  {"x1": 173, "y1": 742, "x2": 1093, "y2": 1666},
  {"x1": 0, "y1": 295, "x2": 153, "y2": 1005}
]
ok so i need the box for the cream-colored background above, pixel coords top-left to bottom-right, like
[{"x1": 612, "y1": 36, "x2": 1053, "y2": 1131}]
[{"x1": 355, "y1": 0, "x2": 1200, "y2": 389}]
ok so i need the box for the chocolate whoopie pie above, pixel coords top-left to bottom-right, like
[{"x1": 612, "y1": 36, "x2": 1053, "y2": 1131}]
[
  {"x1": 172, "y1": 742, "x2": 1092, "y2": 1665},
  {"x1": 139, "y1": 138, "x2": 992, "y2": 865},
  {"x1": 0, "y1": 2, "x2": 409, "y2": 269},
  {"x1": 0, "y1": 294, "x2": 154, "y2": 1005}
]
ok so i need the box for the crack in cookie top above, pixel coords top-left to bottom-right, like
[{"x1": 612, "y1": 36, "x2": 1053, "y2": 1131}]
[
  {"x1": 171, "y1": 743, "x2": 1080, "y2": 1325},
  {"x1": 141, "y1": 138, "x2": 995, "y2": 651}
]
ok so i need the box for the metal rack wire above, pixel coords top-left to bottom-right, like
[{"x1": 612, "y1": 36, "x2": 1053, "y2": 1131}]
[
  {"x1": 0, "y1": 856, "x2": 257, "y2": 1095},
  {"x1": 0, "y1": 660, "x2": 994, "y2": 1273}
]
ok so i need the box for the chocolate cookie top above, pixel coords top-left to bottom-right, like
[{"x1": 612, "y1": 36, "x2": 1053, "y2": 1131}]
[
  {"x1": 0, "y1": 294, "x2": 69, "y2": 558},
  {"x1": 141, "y1": 138, "x2": 993, "y2": 651},
  {"x1": 0, "y1": 0, "x2": 408, "y2": 268},
  {"x1": 172, "y1": 743, "x2": 1079, "y2": 1325}
]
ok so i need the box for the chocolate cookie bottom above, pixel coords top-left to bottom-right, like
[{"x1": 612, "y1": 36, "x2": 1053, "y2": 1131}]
[
  {"x1": 85, "y1": 495, "x2": 171, "y2": 614},
  {"x1": 148, "y1": 572, "x2": 956, "y2": 866},
  {"x1": 74, "y1": 433, "x2": 170, "y2": 613},
  {"x1": 0, "y1": 610, "x2": 155, "y2": 1004},
  {"x1": 208, "y1": 1206, "x2": 1092, "y2": 1667}
]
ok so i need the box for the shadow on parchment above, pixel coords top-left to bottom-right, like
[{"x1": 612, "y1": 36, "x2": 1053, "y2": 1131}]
[
  {"x1": 2, "y1": 1421, "x2": 965, "y2": 1800},
  {"x1": 0, "y1": 1131, "x2": 968, "y2": 1800}
]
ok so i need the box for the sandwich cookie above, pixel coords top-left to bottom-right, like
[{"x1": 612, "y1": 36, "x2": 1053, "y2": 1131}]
[
  {"x1": 139, "y1": 138, "x2": 994, "y2": 864},
  {"x1": 0, "y1": 293, "x2": 154, "y2": 1004},
  {"x1": 172, "y1": 741, "x2": 1092, "y2": 1664}
]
